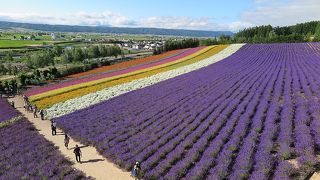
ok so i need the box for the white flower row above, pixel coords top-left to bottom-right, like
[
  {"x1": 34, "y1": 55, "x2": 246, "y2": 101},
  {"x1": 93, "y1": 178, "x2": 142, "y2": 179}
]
[{"x1": 46, "y1": 44, "x2": 245, "y2": 118}]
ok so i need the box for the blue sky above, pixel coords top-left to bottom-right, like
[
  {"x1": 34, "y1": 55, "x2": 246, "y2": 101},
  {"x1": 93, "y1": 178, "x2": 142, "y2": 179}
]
[{"x1": 0, "y1": 0, "x2": 319, "y2": 32}]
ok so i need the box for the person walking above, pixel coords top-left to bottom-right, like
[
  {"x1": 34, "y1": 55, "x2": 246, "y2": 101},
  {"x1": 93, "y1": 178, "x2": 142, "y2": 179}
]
[
  {"x1": 73, "y1": 145, "x2": 82, "y2": 163},
  {"x1": 39, "y1": 109, "x2": 44, "y2": 120},
  {"x1": 10, "y1": 101, "x2": 15, "y2": 108},
  {"x1": 33, "y1": 105, "x2": 38, "y2": 118},
  {"x1": 23, "y1": 95, "x2": 29, "y2": 111},
  {"x1": 51, "y1": 120, "x2": 57, "y2": 135},
  {"x1": 64, "y1": 134, "x2": 70, "y2": 149},
  {"x1": 131, "y1": 161, "x2": 141, "y2": 179}
]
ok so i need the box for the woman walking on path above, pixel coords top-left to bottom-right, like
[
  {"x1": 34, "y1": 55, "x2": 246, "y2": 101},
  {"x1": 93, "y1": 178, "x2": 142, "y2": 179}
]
[
  {"x1": 64, "y1": 134, "x2": 70, "y2": 149},
  {"x1": 73, "y1": 145, "x2": 82, "y2": 163}
]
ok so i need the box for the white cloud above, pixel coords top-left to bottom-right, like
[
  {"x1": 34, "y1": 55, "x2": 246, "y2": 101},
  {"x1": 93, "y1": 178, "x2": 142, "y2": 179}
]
[
  {"x1": 0, "y1": 11, "x2": 231, "y2": 31},
  {"x1": 0, "y1": 0, "x2": 319, "y2": 33},
  {"x1": 238, "y1": 0, "x2": 320, "y2": 27},
  {"x1": 138, "y1": 16, "x2": 222, "y2": 30},
  {"x1": 0, "y1": 11, "x2": 136, "y2": 27}
]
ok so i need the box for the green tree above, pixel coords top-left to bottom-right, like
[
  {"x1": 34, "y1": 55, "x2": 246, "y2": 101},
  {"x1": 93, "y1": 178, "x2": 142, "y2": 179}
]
[
  {"x1": 88, "y1": 46, "x2": 100, "y2": 58},
  {"x1": 53, "y1": 45, "x2": 63, "y2": 56},
  {"x1": 72, "y1": 48, "x2": 85, "y2": 62},
  {"x1": 314, "y1": 22, "x2": 320, "y2": 41},
  {"x1": 61, "y1": 49, "x2": 73, "y2": 64}
]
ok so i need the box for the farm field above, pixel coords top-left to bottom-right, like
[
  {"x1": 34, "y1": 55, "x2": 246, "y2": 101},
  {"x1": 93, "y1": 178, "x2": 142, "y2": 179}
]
[
  {"x1": 0, "y1": 39, "x2": 52, "y2": 48},
  {"x1": 46, "y1": 43, "x2": 320, "y2": 179},
  {"x1": 4, "y1": 42, "x2": 320, "y2": 179}
]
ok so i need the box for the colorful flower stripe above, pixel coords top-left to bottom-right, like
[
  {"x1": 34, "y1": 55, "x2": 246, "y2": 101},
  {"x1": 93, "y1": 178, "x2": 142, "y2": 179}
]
[
  {"x1": 30, "y1": 46, "x2": 213, "y2": 104},
  {"x1": 58, "y1": 49, "x2": 188, "y2": 82},
  {"x1": 0, "y1": 97, "x2": 20, "y2": 123},
  {"x1": 32, "y1": 46, "x2": 222, "y2": 109},
  {"x1": 25, "y1": 48, "x2": 188, "y2": 97},
  {"x1": 38, "y1": 45, "x2": 228, "y2": 110},
  {"x1": 67, "y1": 49, "x2": 185, "y2": 78},
  {"x1": 46, "y1": 44, "x2": 243, "y2": 118}
]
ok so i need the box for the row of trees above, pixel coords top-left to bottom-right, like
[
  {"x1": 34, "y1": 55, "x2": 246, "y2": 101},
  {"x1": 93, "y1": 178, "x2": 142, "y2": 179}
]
[
  {"x1": 61, "y1": 45, "x2": 123, "y2": 64},
  {"x1": 154, "y1": 38, "x2": 200, "y2": 55},
  {"x1": 234, "y1": 21, "x2": 320, "y2": 43}
]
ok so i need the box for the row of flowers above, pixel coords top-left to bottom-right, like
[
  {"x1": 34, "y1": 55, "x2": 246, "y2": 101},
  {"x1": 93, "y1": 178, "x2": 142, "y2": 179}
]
[
  {"x1": 67, "y1": 48, "x2": 185, "y2": 79},
  {"x1": 25, "y1": 48, "x2": 194, "y2": 97},
  {"x1": 32, "y1": 46, "x2": 219, "y2": 108},
  {"x1": 46, "y1": 44, "x2": 244, "y2": 118}
]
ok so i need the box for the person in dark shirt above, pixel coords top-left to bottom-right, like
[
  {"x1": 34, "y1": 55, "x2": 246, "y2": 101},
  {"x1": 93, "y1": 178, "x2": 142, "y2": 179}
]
[
  {"x1": 73, "y1": 144, "x2": 82, "y2": 163},
  {"x1": 51, "y1": 120, "x2": 57, "y2": 135},
  {"x1": 39, "y1": 109, "x2": 44, "y2": 120}
]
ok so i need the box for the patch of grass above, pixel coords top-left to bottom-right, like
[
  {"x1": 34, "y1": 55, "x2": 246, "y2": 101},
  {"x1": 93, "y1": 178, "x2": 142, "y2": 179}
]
[{"x1": 0, "y1": 39, "x2": 52, "y2": 48}]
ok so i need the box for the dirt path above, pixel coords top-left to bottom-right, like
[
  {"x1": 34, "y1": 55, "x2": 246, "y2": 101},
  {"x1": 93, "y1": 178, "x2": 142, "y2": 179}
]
[{"x1": 9, "y1": 95, "x2": 132, "y2": 180}]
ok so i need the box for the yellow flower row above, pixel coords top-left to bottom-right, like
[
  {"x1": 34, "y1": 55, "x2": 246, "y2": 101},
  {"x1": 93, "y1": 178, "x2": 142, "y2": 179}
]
[{"x1": 32, "y1": 45, "x2": 228, "y2": 108}]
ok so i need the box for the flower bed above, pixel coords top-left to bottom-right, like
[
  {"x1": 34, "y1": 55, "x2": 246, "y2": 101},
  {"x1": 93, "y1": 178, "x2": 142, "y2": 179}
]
[
  {"x1": 33, "y1": 46, "x2": 226, "y2": 108},
  {"x1": 46, "y1": 44, "x2": 241, "y2": 118},
  {"x1": 25, "y1": 48, "x2": 190, "y2": 97}
]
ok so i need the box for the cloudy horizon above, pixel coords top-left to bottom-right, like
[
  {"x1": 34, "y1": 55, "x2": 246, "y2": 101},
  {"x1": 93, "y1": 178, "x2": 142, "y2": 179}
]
[{"x1": 0, "y1": 0, "x2": 319, "y2": 32}]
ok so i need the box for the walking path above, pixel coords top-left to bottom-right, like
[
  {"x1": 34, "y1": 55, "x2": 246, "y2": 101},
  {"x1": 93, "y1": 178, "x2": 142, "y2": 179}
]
[{"x1": 9, "y1": 95, "x2": 132, "y2": 180}]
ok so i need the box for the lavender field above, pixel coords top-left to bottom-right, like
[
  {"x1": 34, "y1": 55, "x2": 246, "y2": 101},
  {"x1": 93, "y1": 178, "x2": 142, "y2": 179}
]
[
  {"x1": 0, "y1": 100, "x2": 89, "y2": 179},
  {"x1": 55, "y1": 43, "x2": 320, "y2": 179}
]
